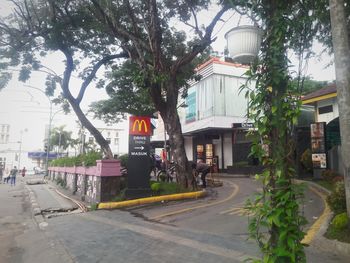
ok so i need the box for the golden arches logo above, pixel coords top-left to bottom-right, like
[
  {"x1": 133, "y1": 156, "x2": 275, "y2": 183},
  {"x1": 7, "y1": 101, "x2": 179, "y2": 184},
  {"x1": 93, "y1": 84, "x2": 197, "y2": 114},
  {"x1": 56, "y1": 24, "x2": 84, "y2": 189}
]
[{"x1": 132, "y1": 119, "x2": 148, "y2": 133}]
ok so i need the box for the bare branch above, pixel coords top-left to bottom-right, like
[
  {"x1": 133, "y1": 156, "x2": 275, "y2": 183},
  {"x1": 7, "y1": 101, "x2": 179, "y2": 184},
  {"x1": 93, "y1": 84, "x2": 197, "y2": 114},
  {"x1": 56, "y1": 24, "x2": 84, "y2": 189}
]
[
  {"x1": 171, "y1": 5, "x2": 230, "y2": 74},
  {"x1": 76, "y1": 51, "x2": 128, "y2": 104},
  {"x1": 149, "y1": 0, "x2": 163, "y2": 70},
  {"x1": 91, "y1": 0, "x2": 151, "y2": 57},
  {"x1": 184, "y1": 5, "x2": 204, "y2": 40}
]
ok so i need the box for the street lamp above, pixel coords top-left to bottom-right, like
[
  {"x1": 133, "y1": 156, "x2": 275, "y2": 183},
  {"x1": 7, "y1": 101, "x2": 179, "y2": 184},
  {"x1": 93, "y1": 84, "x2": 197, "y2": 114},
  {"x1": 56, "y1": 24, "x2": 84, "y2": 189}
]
[
  {"x1": 18, "y1": 128, "x2": 28, "y2": 169},
  {"x1": 24, "y1": 85, "x2": 53, "y2": 175}
]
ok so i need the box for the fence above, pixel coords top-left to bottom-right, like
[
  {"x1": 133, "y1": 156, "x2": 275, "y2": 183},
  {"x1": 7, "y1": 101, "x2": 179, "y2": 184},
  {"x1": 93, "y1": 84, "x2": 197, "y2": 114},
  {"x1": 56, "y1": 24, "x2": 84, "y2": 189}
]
[{"x1": 48, "y1": 159, "x2": 121, "y2": 203}]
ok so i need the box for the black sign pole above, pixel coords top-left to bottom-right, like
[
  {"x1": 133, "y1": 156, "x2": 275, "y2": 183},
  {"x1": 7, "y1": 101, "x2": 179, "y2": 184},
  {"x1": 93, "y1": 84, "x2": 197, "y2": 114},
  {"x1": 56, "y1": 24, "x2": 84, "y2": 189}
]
[{"x1": 126, "y1": 117, "x2": 152, "y2": 198}]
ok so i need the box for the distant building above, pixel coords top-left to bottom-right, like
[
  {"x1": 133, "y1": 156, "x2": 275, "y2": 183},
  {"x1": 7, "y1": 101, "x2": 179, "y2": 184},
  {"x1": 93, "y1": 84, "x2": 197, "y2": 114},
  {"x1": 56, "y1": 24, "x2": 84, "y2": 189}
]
[
  {"x1": 302, "y1": 84, "x2": 338, "y2": 124},
  {"x1": 85, "y1": 127, "x2": 126, "y2": 156},
  {"x1": 302, "y1": 84, "x2": 343, "y2": 175}
]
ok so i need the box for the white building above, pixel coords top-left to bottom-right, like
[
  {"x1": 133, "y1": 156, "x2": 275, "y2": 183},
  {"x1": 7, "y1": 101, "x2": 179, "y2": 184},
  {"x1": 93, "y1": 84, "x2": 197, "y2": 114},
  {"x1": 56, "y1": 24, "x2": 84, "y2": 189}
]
[
  {"x1": 84, "y1": 124, "x2": 129, "y2": 157},
  {"x1": 152, "y1": 57, "x2": 255, "y2": 172},
  {"x1": 302, "y1": 84, "x2": 338, "y2": 124}
]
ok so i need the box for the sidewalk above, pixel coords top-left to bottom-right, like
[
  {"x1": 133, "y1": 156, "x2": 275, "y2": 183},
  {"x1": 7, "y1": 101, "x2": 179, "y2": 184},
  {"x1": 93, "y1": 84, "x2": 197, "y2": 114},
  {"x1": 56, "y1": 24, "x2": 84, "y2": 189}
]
[
  {"x1": 24, "y1": 176, "x2": 79, "y2": 228},
  {"x1": 0, "y1": 177, "x2": 73, "y2": 263}
]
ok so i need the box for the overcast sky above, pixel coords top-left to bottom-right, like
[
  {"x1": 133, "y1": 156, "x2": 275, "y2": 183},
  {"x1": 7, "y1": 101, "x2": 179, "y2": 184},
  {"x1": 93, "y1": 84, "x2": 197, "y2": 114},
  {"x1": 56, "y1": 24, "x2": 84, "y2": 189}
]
[{"x1": 0, "y1": 1, "x2": 335, "y2": 168}]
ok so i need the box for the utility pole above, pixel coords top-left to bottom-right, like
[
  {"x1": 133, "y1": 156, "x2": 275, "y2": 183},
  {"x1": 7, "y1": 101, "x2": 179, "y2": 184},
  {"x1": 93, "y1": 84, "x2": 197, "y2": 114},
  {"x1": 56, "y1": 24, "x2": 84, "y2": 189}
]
[
  {"x1": 24, "y1": 85, "x2": 53, "y2": 176},
  {"x1": 329, "y1": 0, "x2": 350, "y2": 217}
]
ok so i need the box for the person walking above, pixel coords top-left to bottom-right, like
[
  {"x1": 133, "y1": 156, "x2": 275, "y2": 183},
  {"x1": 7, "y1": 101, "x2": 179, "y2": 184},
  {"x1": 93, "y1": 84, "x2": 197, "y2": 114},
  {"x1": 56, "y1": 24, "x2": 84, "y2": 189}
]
[
  {"x1": 196, "y1": 159, "x2": 210, "y2": 188},
  {"x1": 4, "y1": 167, "x2": 10, "y2": 184},
  {"x1": 9, "y1": 166, "x2": 18, "y2": 186},
  {"x1": 21, "y1": 167, "x2": 26, "y2": 177},
  {"x1": 0, "y1": 165, "x2": 3, "y2": 183}
]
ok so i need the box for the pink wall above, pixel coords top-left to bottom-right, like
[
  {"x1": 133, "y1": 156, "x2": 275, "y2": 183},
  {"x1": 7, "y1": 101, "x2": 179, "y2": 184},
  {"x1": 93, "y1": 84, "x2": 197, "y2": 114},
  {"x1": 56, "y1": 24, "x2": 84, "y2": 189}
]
[{"x1": 49, "y1": 159, "x2": 121, "y2": 177}]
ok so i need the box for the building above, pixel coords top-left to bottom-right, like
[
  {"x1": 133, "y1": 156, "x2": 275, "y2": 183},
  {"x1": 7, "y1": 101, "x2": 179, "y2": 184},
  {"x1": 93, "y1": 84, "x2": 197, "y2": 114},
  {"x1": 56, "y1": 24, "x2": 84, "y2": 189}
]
[
  {"x1": 0, "y1": 124, "x2": 11, "y2": 169},
  {"x1": 302, "y1": 84, "x2": 343, "y2": 175},
  {"x1": 152, "y1": 57, "x2": 256, "y2": 172},
  {"x1": 302, "y1": 84, "x2": 338, "y2": 124},
  {"x1": 85, "y1": 127, "x2": 127, "y2": 156}
]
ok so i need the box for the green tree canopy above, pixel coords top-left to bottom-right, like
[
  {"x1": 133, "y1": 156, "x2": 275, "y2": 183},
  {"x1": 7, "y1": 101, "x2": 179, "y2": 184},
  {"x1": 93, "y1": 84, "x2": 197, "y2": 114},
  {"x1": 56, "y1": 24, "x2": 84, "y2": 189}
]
[{"x1": 50, "y1": 126, "x2": 73, "y2": 151}]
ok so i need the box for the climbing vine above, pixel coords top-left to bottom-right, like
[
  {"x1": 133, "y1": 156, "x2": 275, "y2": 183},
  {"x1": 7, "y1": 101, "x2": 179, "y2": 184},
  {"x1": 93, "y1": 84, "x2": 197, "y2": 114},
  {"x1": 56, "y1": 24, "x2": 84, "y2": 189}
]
[{"x1": 238, "y1": 0, "x2": 319, "y2": 262}]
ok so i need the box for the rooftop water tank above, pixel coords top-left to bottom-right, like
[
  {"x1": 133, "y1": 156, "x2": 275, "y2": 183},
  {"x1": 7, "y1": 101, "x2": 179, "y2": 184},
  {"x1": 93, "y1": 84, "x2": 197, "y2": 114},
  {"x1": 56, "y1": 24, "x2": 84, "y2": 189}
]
[{"x1": 225, "y1": 25, "x2": 263, "y2": 65}]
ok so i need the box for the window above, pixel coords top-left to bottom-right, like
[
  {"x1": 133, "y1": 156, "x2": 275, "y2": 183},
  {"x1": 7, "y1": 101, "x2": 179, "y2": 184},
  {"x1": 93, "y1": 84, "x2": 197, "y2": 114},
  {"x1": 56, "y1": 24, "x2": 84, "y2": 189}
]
[
  {"x1": 106, "y1": 138, "x2": 111, "y2": 144},
  {"x1": 115, "y1": 132, "x2": 119, "y2": 138},
  {"x1": 114, "y1": 138, "x2": 119, "y2": 145},
  {"x1": 318, "y1": 105, "x2": 333, "y2": 114},
  {"x1": 88, "y1": 137, "x2": 94, "y2": 143}
]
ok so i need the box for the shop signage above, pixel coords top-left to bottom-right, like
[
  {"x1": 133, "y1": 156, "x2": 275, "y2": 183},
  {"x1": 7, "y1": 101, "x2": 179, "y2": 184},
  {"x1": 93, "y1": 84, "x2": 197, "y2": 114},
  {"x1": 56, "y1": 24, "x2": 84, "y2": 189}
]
[
  {"x1": 127, "y1": 116, "x2": 151, "y2": 197},
  {"x1": 232, "y1": 122, "x2": 254, "y2": 129},
  {"x1": 310, "y1": 122, "x2": 327, "y2": 169}
]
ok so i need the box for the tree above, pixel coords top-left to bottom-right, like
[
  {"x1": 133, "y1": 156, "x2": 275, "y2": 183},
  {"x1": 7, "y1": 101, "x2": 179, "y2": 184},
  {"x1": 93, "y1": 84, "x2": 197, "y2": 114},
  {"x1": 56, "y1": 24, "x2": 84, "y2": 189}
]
[
  {"x1": 50, "y1": 126, "x2": 73, "y2": 153},
  {"x1": 290, "y1": 77, "x2": 329, "y2": 95},
  {"x1": 237, "y1": 0, "x2": 323, "y2": 261},
  {"x1": 90, "y1": 61, "x2": 156, "y2": 123},
  {"x1": 329, "y1": 0, "x2": 350, "y2": 218},
  {"x1": 0, "y1": 0, "x2": 128, "y2": 159},
  {"x1": 83, "y1": 0, "x2": 232, "y2": 186}
]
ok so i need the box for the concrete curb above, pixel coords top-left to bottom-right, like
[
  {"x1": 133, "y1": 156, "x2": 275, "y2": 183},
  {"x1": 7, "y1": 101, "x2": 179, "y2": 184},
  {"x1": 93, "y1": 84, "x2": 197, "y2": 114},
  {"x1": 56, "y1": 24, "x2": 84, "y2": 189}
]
[
  {"x1": 298, "y1": 180, "x2": 350, "y2": 256},
  {"x1": 98, "y1": 190, "x2": 207, "y2": 210},
  {"x1": 24, "y1": 184, "x2": 48, "y2": 230}
]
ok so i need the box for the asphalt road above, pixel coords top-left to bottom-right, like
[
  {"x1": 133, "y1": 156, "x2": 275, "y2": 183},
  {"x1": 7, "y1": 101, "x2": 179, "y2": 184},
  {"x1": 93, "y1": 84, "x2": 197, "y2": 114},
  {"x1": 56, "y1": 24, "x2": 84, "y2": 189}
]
[
  {"x1": 45, "y1": 177, "x2": 349, "y2": 262},
  {"x1": 1, "y1": 176, "x2": 350, "y2": 263}
]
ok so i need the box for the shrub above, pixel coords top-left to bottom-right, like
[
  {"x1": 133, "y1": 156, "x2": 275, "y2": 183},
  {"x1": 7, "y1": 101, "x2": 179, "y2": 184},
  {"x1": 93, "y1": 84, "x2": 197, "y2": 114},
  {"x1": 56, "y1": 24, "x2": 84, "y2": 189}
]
[
  {"x1": 118, "y1": 154, "x2": 128, "y2": 167},
  {"x1": 55, "y1": 177, "x2": 67, "y2": 188},
  {"x1": 332, "y1": 175, "x2": 344, "y2": 183},
  {"x1": 151, "y1": 182, "x2": 161, "y2": 193},
  {"x1": 49, "y1": 151, "x2": 102, "y2": 167},
  {"x1": 322, "y1": 169, "x2": 339, "y2": 182},
  {"x1": 83, "y1": 151, "x2": 103, "y2": 166},
  {"x1": 300, "y1": 148, "x2": 312, "y2": 172},
  {"x1": 332, "y1": 213, "x2": 349, "y2": 230},
  {"x1": 327, "y1": 181, "x2": 347, "y2": 214}
]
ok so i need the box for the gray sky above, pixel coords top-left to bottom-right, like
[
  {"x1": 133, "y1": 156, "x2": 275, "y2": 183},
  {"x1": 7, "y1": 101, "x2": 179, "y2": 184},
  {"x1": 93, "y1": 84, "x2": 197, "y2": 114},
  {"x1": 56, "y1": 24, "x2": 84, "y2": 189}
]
[{"x1": 0, "y1": 1, "x2": 335, "y2": 168}]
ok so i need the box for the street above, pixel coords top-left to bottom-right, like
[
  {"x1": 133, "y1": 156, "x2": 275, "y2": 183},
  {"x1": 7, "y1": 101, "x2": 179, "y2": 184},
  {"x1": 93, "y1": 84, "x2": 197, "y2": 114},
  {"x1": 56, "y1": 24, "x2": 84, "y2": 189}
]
[{"x1": 1, "y1": 176, "x2": 349, "y2": 263}]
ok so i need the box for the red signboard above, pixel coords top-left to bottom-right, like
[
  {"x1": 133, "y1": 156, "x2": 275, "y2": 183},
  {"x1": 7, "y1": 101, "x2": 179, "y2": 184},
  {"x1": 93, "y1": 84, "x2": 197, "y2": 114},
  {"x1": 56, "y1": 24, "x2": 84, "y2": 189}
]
[{"x1": 129, "y1": 116, "x2": 151, "y2": 136}]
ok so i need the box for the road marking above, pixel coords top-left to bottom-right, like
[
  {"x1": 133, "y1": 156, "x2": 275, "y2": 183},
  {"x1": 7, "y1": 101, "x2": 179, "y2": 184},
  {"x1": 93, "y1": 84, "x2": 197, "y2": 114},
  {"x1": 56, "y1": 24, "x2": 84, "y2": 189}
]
[
  {"x1": 220, "y1": 202, "x2": 254, "y2": 217},
  {"x1": 150, "y1": 180, "x2": 239, "y2": 220},
  {"x1": 82, "y1": 213, "x2": 256, "y2": 262},
  {"x1": 302, "y1": 185, "x2": 331, "y2": 245}
]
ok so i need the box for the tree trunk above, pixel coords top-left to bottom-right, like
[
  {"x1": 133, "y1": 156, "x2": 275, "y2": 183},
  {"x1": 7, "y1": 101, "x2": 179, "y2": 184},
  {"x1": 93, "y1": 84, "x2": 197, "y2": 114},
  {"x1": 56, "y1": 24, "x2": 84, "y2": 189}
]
[
  {"x1": 163, "y1": 108, "x2": 189, "y2": 187},
  {"x1": 329, "y1": 0, "x2": 350, "y2": 217},
  {"x1": 67, "y1": 97, "x2": 114, "y2": 159}
]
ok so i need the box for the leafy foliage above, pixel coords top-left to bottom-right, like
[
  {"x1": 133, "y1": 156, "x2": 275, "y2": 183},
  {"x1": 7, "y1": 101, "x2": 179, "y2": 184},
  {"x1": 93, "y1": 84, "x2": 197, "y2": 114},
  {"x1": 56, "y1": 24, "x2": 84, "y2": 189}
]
[
  {"x1": 49, "y1": 151, "x2": 102, "y2": 167},
  {"x1": 0, "y1": 0, "x2": 128, "y2": 158},
  {"x1": 50, "y1": 126, "x2": 73, "y2": 151},
  {"x1": 117, "y1": 154, "x2": 128, "y2": 168},
  {"x1": 90, "y1": 61, "x2": 156, "y2": 122},
  {"x1": 237, "y1": 0, "x2": 321, "y2": 261},
  {"x1": 327, "y1": 181, "x2": 347, "y2": 214},
  {"x1": 290, "y1": 77, "x2": 329, "y2": 95},
  {"x1": 331, "y1": 212, "x2": 349, "y2": 230},
  {"x1": 325, "y1": 212, "x2": 350, "y2": 244},
  {"x1": 300, "y1": 149, "x2": 313, "y2": 173}
]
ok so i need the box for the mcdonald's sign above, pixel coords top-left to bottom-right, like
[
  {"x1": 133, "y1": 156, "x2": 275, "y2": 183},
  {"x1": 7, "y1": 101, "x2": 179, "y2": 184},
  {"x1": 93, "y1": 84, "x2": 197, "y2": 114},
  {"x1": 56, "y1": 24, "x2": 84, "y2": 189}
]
[{"x1": 129, "y1": 116, "x2": 151, "y2": 136}]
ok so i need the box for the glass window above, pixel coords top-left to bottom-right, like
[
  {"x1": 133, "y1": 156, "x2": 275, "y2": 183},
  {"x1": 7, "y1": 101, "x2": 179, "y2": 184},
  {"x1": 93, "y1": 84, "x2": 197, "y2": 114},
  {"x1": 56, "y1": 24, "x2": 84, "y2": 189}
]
[{"x1": 318, "y1": 105, "x2": 333, "y2": 114}]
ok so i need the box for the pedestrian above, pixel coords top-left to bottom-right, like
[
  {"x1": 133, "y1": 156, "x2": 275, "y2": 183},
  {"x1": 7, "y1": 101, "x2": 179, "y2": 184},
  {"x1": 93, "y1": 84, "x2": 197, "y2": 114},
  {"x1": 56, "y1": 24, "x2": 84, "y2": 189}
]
[
  {"x1": 196, "y1": 159, "x2": 210, "y2": 188},
  {"x1": 4, "y1": 167, "x2": 10, "y2": 184},
  {"x1": 0, "y1": 165, "x2": 3, "y2": 183},
  {"x1": 21, "y1": 167, "x2": 26, "y2": 177},
  {"x1": 9, "y1": 166, "x2": 18, "y2": 186}
]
